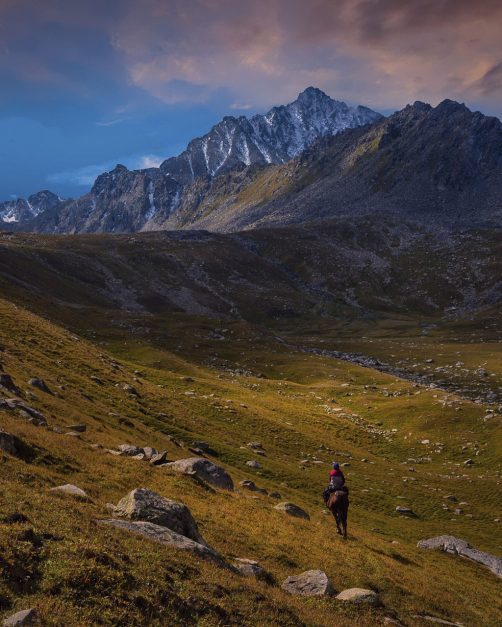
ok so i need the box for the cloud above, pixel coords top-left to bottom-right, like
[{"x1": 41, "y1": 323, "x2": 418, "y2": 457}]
[
  {"x1": 2, "y1": 0, "x2": 502, "y2": 117},
  {"x1": 95, "y1": 118, "x2": 127, "y2": 127},
  {"x1": 110, "y1": 0, "x2": 502, "y2": 113},
  {"x1": 47, "y1": 152, "x2": 166, "y2": 188},
  {"x1": 475, "y1": 61, "x2": 502, "y2": 96},
  {"x1": 138, "y1": 154, "x2": 164, "y2": 168}
]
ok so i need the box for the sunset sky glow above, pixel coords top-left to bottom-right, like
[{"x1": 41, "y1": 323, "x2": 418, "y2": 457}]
[{"x1": 1, "y1": 0, "x2": 501, "y2": 198}]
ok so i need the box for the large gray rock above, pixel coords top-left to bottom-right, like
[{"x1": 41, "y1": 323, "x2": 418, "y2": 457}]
[
  {"x1": 239, "y1": 480, "x2": 267, "y2": 494},
  {"x1": 112, "y1": 488, "x2": 206, "y2": 545},
  {"x1": 98, "y1": 519, "x2": 228, "y2": 568},
  {"x1": 166, "y1": 457, "x2": 234, "y2": 490},
  {"x1": 233, "y1": 558, "x2": 272, "y2": 582},
  {"x1": 336, "y1": 588, "x2": 380, "y2": 605},
  {"x1": 50, "y1": 484, "x2": 89, "y2": 500},
  {"x1": 274, "y1": 502, "x2": 310, "y2": 520},
  {"x1": 0, "y1": 400, "x2": 47, "y2": 426},
  {"x1": 282, "y1": 570, "x2": 334, "y2": 596},
  {"x1": 118, "y1": 444, "x2": 144, "y2": 457},
  {"x1": 3, "y1": 608, "x2": 38, "y2": 626},
  {"x1": 418, "y1": 535, "x2": 502, "y2": 579},
  {"x1": 67, "y1": 424, "x2": 86, "y2": 433}
]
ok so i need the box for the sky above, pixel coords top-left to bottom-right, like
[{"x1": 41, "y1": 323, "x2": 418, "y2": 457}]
[{"x1": 1, "y1": 0, "x2": 501, "y2": 200}]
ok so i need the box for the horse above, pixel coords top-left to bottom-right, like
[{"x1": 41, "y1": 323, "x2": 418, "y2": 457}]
[{"x1": 326, "y1": 490, "x2": 349, "y2": 538}]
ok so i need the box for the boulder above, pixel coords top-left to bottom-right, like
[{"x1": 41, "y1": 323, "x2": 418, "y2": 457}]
[
  {"x1": 417, "y1": 535, "x2": 502, "y2": 579},
  {"x1": 98, "y1": 519, "x2": 228, "y2": 568},
  {"x1": 118, "y1": 444, "x2": 144, "y2": 457},
  {"x1": 246, "y1": 460, "x2": 261, "y2": 469},
  {"x1": 150, "y1": 451, "x2": 169, "y2": 466},
  {"x1": 233, "y1": 558, "x2": 272, "y2": 582},
  {"x1": 0, "y1": 430, "x2": 35, "y2": 462},
  {"x1": 274, "y1": 502, "x2": 310, "y2": 520},
  {"x1": 3, "y1": 608, "x2": 38, "y2": 626},
  {"x1": 166, "y1": 458, "x2": 234, "y2": 490},
  {"x1": 28, "y1": 378, "x2": 52, "y2": 394},
  {"x1": 112, "y1": 488, "x2": 206, "y2": 545},
  {"x1": 395, "y1": 506, "x2": 416, "y2": 516},
  {"x1": 282, "y1": 570, "x2": 334, "y2": 596},
  {"x1": 122, "y1": 384, "x2": 140, "y2": 397},
  {"x1": 67, "y1": 424, "x2": 86, "y2": 433},
  {"x1": 336, "y1": 588, "x2": 380, "y2": 605},
  {"x1": 0, "y1": 400, "x2": 47, "y2": 426},
  {"x1": 239, "y1": 480, "x2": 267, "y2": 494},
  {"x1": 50, "y1": 484, "x2": 89, "y2": 500}
]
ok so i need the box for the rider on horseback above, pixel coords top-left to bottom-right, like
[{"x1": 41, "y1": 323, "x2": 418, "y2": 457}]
[{"x1": 323, "y1": 462, "x2": 348, "y2": 503}]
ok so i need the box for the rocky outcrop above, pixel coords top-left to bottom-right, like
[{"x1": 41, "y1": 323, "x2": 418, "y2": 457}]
[
  {"x1": 166, "y1": 458, "x2": 234, "y2": 490},
  {"x1": 336, "y1": 588, "x2": 380, "y2": 605},
  {"x1": 111, "y1": 488, "x2": 206, "y2": 545},
  {"x1": 274, "y1": 502, "x2": 310, "y2": 520},
  {"x1": 281, "y1": 570, "x2": 334, "y2": 596},
  {"x1": 418, "y1": 535, "x2": 502, "y2": 579}
]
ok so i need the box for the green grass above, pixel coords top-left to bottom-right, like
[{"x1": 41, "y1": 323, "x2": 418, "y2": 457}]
[{"x1": 1, "y1": 295, "x2": 501, "y2": 626}]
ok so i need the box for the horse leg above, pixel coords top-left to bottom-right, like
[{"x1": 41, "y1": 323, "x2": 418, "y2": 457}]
[
  {"x1": 334, "y1": 510, "x2": 342, "y2": 535},
  {"x1": 341, "y1": 504, "x2": 348, "y2": 539}
]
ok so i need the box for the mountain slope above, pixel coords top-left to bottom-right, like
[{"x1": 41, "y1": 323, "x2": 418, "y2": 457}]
[
  {"x1": 6, "y1": 88, "x2": 381, "y2": 234},
  {"x1": 162, "y1": 100, "x2": 502, "y2": 232},
  {"x1": 0, "y1": 240, "x2": 501, "y2": 625},
  {"x1": 160, "y1": 87, "x2": 381, "y2": 186},
  {"x1": 0, "y1": 191, "x2": 65, "y2": 225}
]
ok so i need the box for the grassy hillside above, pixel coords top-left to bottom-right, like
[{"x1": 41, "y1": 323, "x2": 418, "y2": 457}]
[{"x1": 1, "y1": 291, "x2": 501, "y2": 625}]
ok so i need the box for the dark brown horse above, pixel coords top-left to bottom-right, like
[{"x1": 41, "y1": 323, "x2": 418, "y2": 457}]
[{"x1": 327, "y1": 490, "x2": 349, "y2": 538}]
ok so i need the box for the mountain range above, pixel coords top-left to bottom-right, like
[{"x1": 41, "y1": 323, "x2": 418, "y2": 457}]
[
  {"x1": 1, "y1": 88, "x2": 382, "y2": 233},
  {"x1": 2, "y1": 88, "x2": 501, "y2": 234}
]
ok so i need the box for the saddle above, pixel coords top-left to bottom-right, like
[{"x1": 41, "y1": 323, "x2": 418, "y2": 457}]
[{"x1": 323, "y1": 484, "x2": 349, "y2": 503}]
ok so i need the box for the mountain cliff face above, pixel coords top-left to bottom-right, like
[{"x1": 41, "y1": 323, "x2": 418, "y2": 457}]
[
  {"x1": 5, "y1": 88, "x2": 381, "y2": 233},
  {"x1": 162, "y1": 99, "x2": 502, "y2": 232},
  {"x1": 0, "y1": 190, "x2": 64, "y2": 225},
  {"x1": 160, "y1": 87, "x2": 381, "y2": 186},
  {"x1": 30, "y1": 166, "x2": 181, "y2": 234}
]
